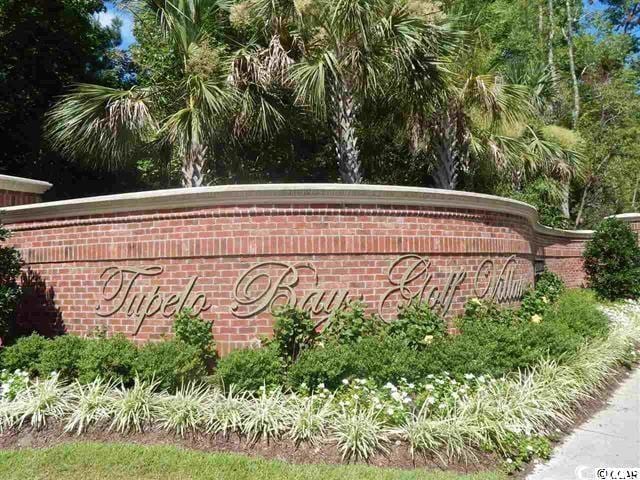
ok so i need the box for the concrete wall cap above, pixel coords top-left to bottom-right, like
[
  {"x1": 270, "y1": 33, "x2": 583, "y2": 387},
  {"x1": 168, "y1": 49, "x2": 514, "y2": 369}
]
[
  {"x1": 0, "y1": 183, "x2": 621, "y2": 240},
  {"x1": 0, "y1": 175, "x2": 52, "y2": 195}
]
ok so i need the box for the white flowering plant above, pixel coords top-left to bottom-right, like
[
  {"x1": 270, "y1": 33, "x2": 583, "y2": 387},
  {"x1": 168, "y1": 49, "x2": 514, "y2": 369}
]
[{"x1": 0, "y1": 369, "x2": 29, "y2": 400}]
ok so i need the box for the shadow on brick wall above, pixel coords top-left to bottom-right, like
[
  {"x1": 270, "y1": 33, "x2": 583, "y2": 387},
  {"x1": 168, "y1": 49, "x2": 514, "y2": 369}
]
[{"x1": 15, "y1": 269, "x2": 65, "y2": 338}]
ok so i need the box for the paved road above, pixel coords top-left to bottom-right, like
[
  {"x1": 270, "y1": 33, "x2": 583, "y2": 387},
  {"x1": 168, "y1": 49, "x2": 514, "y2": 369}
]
[{"x1": 528, "y1": 368, "x2": 640, "y2": 480}]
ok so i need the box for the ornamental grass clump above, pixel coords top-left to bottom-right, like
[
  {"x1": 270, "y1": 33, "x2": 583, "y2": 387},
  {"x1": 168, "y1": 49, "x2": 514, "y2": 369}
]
[
  {"x1": 203, "y1": 386, "x2": 246, "y2": 436},
  {"x1": 154, "y1": 382, "x2": 209, "y2": 437},
  {"x1": 400, "y1": 403, "x2": 482, "y2": 462},
  {"x1": 109, "y1": 377, "x2": 158, "y2": 433},
  {"x1": 12, "y1": 373, "x2": 70, "y2": 429},
  {"x1": 288, "y1": 394, "x2": 336, "y2": 445},
  {"x1": 64, "y1": 378, "x2": 114, "y2": 434},
  {"x1": 331, "y1": 406, "x2": 390, "y2": 461},
  {"x1": 241, "y1": 387, "x2": 292, "y2": 442}
]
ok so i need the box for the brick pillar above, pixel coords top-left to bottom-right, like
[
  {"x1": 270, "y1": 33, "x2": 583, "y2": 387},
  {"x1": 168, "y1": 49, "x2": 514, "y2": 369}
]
[{"x1": 0, "y1": 175, "x2": 52, "y2": 207}]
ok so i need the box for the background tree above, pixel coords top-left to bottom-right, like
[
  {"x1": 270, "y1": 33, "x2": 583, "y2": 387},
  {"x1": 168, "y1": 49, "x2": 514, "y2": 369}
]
[{"x1": 0, "y1": 0, "x2": 138, "y2": 198}]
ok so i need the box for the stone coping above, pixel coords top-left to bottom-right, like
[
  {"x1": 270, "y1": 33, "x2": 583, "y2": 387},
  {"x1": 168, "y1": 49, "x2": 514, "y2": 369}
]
[
  {"x1": 0, "y1": 174, "x2": 52, "y2": 195},
  {"x1": 0, "y1": 183, "x2": 610, "y2": 239}
]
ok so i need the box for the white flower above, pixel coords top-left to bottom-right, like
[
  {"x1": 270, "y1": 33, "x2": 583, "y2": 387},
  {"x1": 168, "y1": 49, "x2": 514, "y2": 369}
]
[
  {"x1": 317, "y1": 383, "x2": 325, "y2": 389},
  {"x1": 403, "y1": 397, "x2": 412, "y2": 404},
  {"x1": 450, "y1": 379, "x2": 457, "y2": 385},
  {"x1": 506, "y1": 458, "x2": 513, "y2": 464},
  {"x1": 384, "y1": 382, "x2": 395, "y2": 390},
  {"x1": 386, "y1": 407, "x2": 395, "y2": 415},
  {"x1": 464, "y1": 373, "x2": 475, "y2": 380},
  {"x1": 391, "y1": 391, "x2": 403, "y2": 402},
  {"x1": 342, "y1": 379, "x2": 349, "y2": 385},
  {"x1": 427, "y1": 374, "x2": 434, "y2": 379},
  {"x1": 425, "y1": 384, "x2": 435, "y2": 391},
  {"x1": 426, "y1": 396, "x2": 436, "y2": 404}
]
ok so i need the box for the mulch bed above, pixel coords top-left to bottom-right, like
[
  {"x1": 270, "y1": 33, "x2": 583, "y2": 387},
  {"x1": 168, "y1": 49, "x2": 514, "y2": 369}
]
[{"x1": 0, "y1": 365, "x2": 635, "y2": 474}]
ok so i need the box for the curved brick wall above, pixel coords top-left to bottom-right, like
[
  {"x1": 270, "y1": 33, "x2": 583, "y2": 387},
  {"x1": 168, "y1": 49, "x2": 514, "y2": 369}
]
[{"x1": 0, "y1": 185, "x2": 599, "y2": 353}]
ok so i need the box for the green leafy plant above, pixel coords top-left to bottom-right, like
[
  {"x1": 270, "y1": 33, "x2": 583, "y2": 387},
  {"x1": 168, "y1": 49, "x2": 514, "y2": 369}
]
[
  {"x1": 0, "y1": 369, "x2": 29, "y2": 401},
  {"x1": 77, "y1": 335, "x2": 138, "y2": 385},
  {"x1": 270, "y1": 305, "x2": 317, "y2": 362},
  {"x1": 386, "y1": 301, "x2": 446, "y2": 349},
  {"x1": 135, "y1": 339, "x2": 208, "y2": 392},
  {"x1": 214, "y1": 345, "x2": 285, "y2": 392},
  {"x1": 0, "y1": 224, "x2": 22, "y2": 340},
  {"x1": 519, "y1": 270, "x2": 565, "y2": 322},
  {"x1": 37, "y1": 335, "x2": 87, "y2": 380},
  {"x1": 319, "y1": 301, "x2": 383, "y2": 345},
  {"x1": 173, "y1": 309, "x2": 216, "y2": 362},
  {"x1": 583, "y1": 218, "x2": 640, "y2": 300},
  {"x1": 0, "y1": 334, "x2": 48, "y2": 376}
]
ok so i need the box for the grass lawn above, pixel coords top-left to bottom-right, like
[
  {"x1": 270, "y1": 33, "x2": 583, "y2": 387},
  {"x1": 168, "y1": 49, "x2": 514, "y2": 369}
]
[{"x1": 0, "y1": 442, "x2": 507, "y2": 480}]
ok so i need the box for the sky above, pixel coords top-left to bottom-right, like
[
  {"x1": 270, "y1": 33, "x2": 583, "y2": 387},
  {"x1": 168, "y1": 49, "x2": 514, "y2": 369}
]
[
  {"x1": 96, "y1": 2, "x2": 136, "y2": 50},
  {"x1": 97, "y1": 0, "x2": 623, "y2": 52}
]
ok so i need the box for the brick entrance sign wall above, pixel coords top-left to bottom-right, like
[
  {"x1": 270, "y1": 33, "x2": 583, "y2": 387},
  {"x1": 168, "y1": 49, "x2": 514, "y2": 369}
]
[{"x1": 0, "y1": 183, "x2": 618, "y2": 354}]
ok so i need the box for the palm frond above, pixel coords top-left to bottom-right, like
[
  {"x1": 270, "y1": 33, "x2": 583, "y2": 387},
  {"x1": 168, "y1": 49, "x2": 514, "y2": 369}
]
[
  {"x1": 45, "y1": 84, "x2": 157, "y2": 170},
  {"x1": 290, "y1": 50, "x2": 338, "y2": 118}
]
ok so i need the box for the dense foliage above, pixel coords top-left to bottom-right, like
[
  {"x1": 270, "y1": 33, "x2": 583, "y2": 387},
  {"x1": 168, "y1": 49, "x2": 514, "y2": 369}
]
[
  {"x1": 0, "y1": 0, "x2": 142, "y2": 199},
  {"x1": 0, "y1": 0, "x2": 621, "y2": 230},
  {"x1": 1, "y1": 299, "x2": 637, "y2": 469},
  {"x1": 0, "y1": 224, "x2": 22, "y2": 340},
  {"x1": 0, "y1": 310, "x2": 215, "y2": 391},
  {"x1": 583, "y1": 218, "x2": 640, "y2": 300}
]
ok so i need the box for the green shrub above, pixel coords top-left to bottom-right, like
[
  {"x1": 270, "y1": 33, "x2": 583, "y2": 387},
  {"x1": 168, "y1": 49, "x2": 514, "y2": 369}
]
[
  {"x1": 37, "y1": 334, "x2": 86, "y2": 379},
  {"x1": 288, "y1": 336, "x2": 439, "y2": 389},
  {"x1": 173, "y1": 309, "x2": 216, "y2": 361},
  {"x1": 319, "y1": 301, "x2": 383, "y2": 344},
  {"x1": 135, "y1": 339, "x2": 207, "y2": 391},
  {"x1": 386, "y1": 301, "x2": 446, "y2": 348},
  {"x1": 0, "y1": 224, "x2": 23, "y2": 339},
  {"x1": 439, "y1": 289, "x2": 609, "y2": 378},
  {"x1": 519, "y1": 269, "x2": 565, "y2": 321},
  {"x1": 0, "y1": 333, "x2": 48, "y2": 375},
  {"x1": 583, "y1": 218, "x2": 640, "y2": 300},
  {"x1": 214, "y1": 345, "x2": 285, "y2": 392},
  {"x1": 77, "y1": 334, "x2": 138, "y2": 385},
  {"x1": 270, "y1": 305, "x2": 317, "y2": 362},
  {"x1": 287, "y1": 342, "x2": 359, "y2": 390},
  {"x1": 289, "y1": 289, "x2": 609, "y2": 386},
  {"x1": 458, "y1": 298, "x2": 520, "y2": 330}
]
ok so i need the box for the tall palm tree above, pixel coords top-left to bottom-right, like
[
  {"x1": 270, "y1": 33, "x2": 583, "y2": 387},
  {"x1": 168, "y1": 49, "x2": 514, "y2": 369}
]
[
  {"x1": 46, "y1": 0, "x2": 251, "y2": 187},
  {"x1": 246, "y1": 0, "x2": 455, "y2": 184}
]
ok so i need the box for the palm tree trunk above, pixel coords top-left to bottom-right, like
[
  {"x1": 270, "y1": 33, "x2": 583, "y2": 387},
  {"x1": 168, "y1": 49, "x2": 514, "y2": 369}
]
[
  {"x1": 432, "y1": 111, "x2": 460, "y2": 190},
  {"x1": 564, "y1": 0, "x2": 580, "y2": 129},
  {"x1": 182, "y1": 144, "x2": 207, "y2": 187},
  {"x1": 560, "y1": 181, "x2": 570, "y2": 219},
  {"x1": 331, "y1": 80, "x2": 362, "y2": 184},
  {"x1": 547, "y1": 0, "x2": 559, "y2": 95}
]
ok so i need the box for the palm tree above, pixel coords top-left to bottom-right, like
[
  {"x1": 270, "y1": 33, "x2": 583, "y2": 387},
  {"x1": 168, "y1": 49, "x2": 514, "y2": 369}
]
[
  {"x1": 246, "y1": 0, "x2": 454, "y2": 184},
  {"x1": 46, "y1": 0, "x2": 263, "y2": 188}
]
